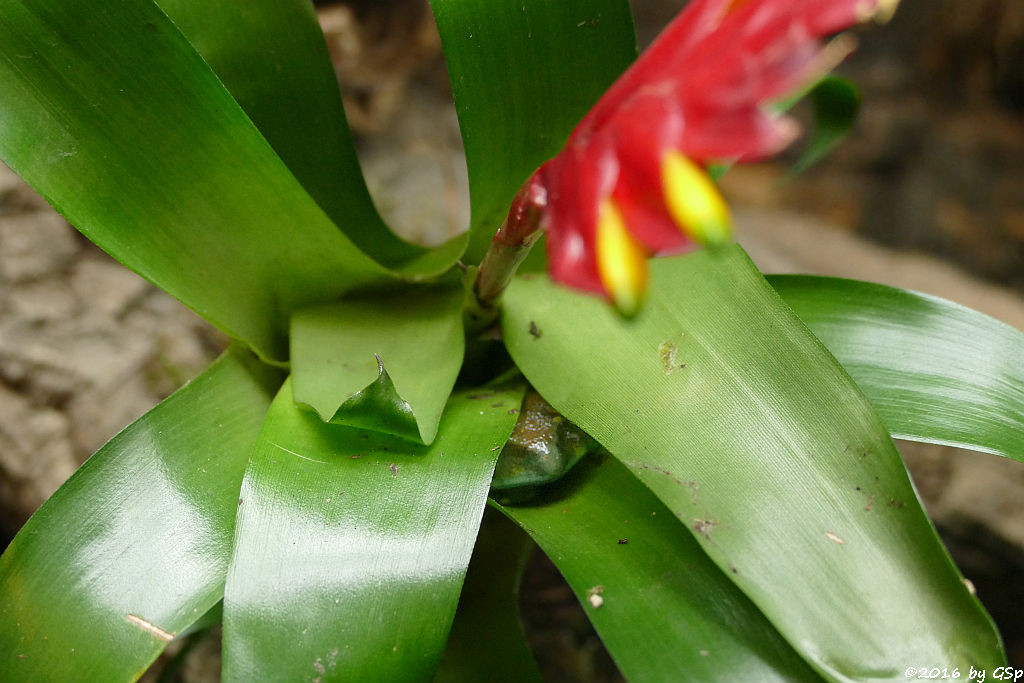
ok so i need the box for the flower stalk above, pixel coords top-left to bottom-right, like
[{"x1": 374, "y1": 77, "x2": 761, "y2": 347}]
[{"x1": 469, "y1": 175, "x2": 547, "y2": 326}]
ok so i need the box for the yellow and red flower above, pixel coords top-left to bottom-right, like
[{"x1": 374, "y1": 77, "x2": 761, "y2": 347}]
[{"x1": 524, "y1": 0, "x2": 897, "y2": 314}]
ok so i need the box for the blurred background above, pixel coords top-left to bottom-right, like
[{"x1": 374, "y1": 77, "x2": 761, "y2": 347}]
[{"x1": 0, "y1": 0, "x2": 1021, "y2": 678}]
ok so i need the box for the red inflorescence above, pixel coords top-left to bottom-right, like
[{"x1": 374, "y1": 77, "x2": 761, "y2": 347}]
[{"x1": 520, "y1": 0, "x2": 897, "y2": 314}]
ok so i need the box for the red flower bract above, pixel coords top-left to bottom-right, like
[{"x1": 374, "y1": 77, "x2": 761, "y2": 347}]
[{"x1": 527, "y1": 0, "x2": 897, "y2": 314}]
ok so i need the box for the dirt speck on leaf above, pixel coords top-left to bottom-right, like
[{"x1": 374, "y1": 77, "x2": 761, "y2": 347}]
[
  {"x1": 657, "y1": 340, "x2": 687, "y2": 374},
  {"x1": 825, "y1": 531, "x2": 846, "y2": 545},
  {"x1": 586, "y1": 585, "x2": 605, "y2": 608},
  {"x1": 692, "y1": 518, "x2": 718, "y2": 540},
  {"x1": 125, "y1": 614, "x2": 173, "y2": 641},
  {"x1": 529, "y1": 321, "x2": 542, "y2": 339},
  {"x1": 687, "y1": 480, "x2": 699, "y2": 505},
  {"x1": 636, "y1": 462, "x2": 684, "y2": 486}
]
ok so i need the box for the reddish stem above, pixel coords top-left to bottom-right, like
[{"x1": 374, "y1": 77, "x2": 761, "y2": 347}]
[{"x1": 471, "y1": 173, "x2": 547, "y2": 315}]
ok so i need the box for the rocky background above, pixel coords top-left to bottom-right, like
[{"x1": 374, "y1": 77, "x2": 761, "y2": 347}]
[{"x1": 1, "y1": 0, "x2": 1022, "y2": 678}]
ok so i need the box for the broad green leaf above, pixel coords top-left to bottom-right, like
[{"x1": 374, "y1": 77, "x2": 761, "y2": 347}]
[
  {"x1": 0, "y1": 0, "x2": 402, "y2": 362},
  {"x1": 496, "y1": 454, "x2": 820, "y2": 682},
  {"x1": 222, "y1": 379, "x2": 524, "y2": 681},
  {"x1": 503, "y1": 247, "x2": 1005, "y2": 680},
  {"x1": 290, "y1": 287, "x2": 465, "y2": 444},
  {"x1": 0, "y1": 346, "x2": 280, "y2": 681},
  {"x1": 153, "y1": 0, "x2": 434, "y2": 268},
  {"x1": 429, "y1": 0, "x2": 637, "y2": 262},
  {"x1": 787, "y1": 76, "x2": 861, "y2": 177},
  {"x1": 770, "y1": 275, "x2": 1024, "y2": 463},
  {"x1": 434, "y1": 509, "x2": 542, "y2": 683}
]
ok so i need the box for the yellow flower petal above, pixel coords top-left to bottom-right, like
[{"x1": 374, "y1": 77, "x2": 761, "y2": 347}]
[
  {"x1": 596, "y1": 199, "x2": 648, "y2": 317},
  {"x1": 857, "y1": 0, "x2": 899, "y2": 23},
  {"x1": 662, "y1": 151, "x2": 733, "y2": 246}
]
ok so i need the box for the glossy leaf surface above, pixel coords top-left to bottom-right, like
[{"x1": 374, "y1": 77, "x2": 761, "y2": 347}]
[
  {"x1": 429, "y1": 0, "x2": 637, "y2": 262},
  {"x1": 291, "y1": 287, "x2": 465, "y2": 444},
  {"x1": 434, "y1": 509, "x2": 542, "y2": 683},
  {"x1": 0, "y1": 0, "x2": 398, "y2": 362},
  {"x1": 0, "y1": 347, "x2": 280, "y2": 681},
  {"x1": 151, "y1": 0, "x2": 377, "y2": 247},
  {"x1": 503, "y1": 247, "x2": 1005, "y2": 680},
  {"x1": 222, "y1": 380, "x2": 524, "y2": 681},
  {"x1": 771, "y1": 275, "x2": 1024, "y2": 462},
  {"x1": 496, "y1": 455, "x2": 820, "y2": 682},
  {"x1": 153, "y1": 0, "x2": 442, "y2": 269}
]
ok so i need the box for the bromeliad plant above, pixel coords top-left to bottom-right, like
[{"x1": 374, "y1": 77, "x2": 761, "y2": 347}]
[{"x1": 1, "y1": 0, "x2": 1022, "y2": 680}]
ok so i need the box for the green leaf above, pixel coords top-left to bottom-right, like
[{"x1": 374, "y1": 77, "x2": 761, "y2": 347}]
[
  {"x1": 290, "y1": 287, "x2": 465, "y2": 444},
  {"x1": 434, "y1": 509, "x2": 542, "y2": 683},
  {"x1": 0, "y1": 0, "x2": 403, "y2": 362},
  {"x1": 429, "y1": 0, "x2": 637, "y2": 262},
  {"x1": 152, "y1": 0, "x2": 436, "y2": 268},
  {"x1": 221, "y1": 379, "x2": 524, "y2": 681},
  {"x1": 787, "y1": 76, "x2": 860, "y2": 177},
  {"x1": 771, "y1": 275, "x2": 1024, "y2": 463},
  {"x1": 0, "y1": 346, "x2": 280, "y2": 681},
  {"x1": 502, "y1": 247, "x2": 1005, "y2": 679},
  {"x1": 495, "y1": 454, "x2": 821, "y2": 682}
]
